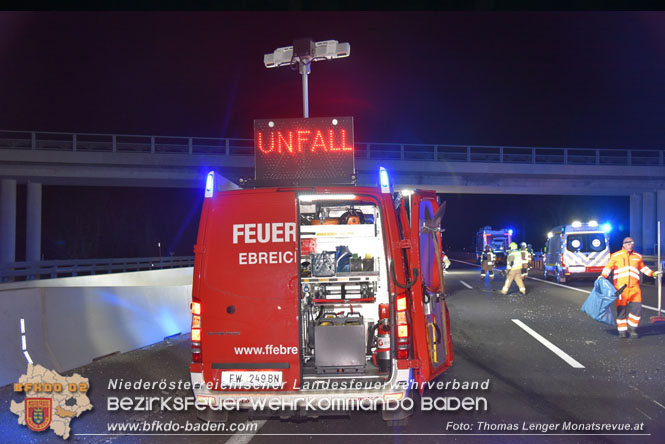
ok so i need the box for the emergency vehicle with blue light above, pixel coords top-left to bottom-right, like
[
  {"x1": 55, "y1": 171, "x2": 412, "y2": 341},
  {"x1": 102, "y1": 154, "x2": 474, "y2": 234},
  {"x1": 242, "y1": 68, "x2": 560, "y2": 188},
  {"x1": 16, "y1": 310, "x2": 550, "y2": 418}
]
[
  {"x1": 475, "y1": 226, "x2": 513, "y2": 265},
  {"x1": 189, "y1": 116, "x2": 453, "y2": 424},
  {"x1": 543, "y1": 220, "x2": 611, "y2": 283}
]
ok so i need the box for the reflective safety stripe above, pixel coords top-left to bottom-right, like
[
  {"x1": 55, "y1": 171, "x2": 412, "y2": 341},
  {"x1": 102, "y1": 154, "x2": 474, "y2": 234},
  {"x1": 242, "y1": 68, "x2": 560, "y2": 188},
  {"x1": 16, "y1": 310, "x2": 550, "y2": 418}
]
[
  {"x1": 627, "y1": 319, "x2": 639, "y2": 327},
  {"x1": 617, "y1": 326, "x2": 628, "y2": 331},
  {"x1": 628, "y1": 314, "x2": 640, "y2": 321},
  {"x1": 614, "y1": 272, "x2": 641, "y2": 280},
  {"x1": 616, "y1": 320, "x2": 628, "y2": 326}
]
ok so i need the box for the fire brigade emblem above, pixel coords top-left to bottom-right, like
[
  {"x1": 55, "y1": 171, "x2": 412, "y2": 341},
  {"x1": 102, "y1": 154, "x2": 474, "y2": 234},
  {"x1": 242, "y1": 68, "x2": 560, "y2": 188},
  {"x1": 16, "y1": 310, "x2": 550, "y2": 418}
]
[{"x1": 25, "y1": 398, "x2": 52, "y2": 432}]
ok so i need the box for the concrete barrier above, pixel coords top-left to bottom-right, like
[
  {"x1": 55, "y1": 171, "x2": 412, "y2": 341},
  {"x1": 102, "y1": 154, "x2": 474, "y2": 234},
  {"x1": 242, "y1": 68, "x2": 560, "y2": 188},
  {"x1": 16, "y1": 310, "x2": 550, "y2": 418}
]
[{"x1": 0, "y1": 268, "x2": 193, "y2": 386}]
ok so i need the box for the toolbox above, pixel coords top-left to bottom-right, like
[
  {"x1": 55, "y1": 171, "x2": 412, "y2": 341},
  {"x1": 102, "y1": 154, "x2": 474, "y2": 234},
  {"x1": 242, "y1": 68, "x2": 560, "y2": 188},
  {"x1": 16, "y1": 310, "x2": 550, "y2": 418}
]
[{"x1": 314, "y1": 313, "x2": 366, "y2": 374}]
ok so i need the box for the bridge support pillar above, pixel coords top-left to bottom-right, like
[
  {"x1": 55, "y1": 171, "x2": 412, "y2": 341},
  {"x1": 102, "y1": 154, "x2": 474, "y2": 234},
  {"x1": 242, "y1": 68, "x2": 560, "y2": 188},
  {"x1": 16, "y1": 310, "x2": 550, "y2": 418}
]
[
  {"x1": 658, "y1": 190, "x2": 665, "y2": 257},
  {"x1": 642, "y1": 192, "x2": 656, "y2": 255},
  {"x1": 26, "y1": 182, "x2": 42, "y2": 262},
  {"x1": 630, "y1": 193, "x2": 643, "y2": 251},
  {"x1": 1, "y1": 179, "x2": 17, "y2": 264}
]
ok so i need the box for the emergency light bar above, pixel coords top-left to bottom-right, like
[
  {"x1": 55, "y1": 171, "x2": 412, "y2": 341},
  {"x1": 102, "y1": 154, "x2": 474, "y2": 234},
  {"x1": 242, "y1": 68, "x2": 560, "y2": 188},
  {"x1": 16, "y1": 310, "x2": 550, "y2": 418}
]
[
  {"x1": 379, "y1": 167, "x2": 391, "y2": 194},
  {"x1": 204, "y1": 171, "x2": 215, "y2": 198}
]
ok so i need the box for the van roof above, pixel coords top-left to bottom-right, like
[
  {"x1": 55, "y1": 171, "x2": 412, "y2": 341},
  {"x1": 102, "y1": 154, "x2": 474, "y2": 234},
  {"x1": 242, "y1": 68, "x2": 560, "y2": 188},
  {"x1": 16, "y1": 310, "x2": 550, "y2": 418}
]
[{"x1": 549, "y1": 224, "x2": 605, "y2": 234}]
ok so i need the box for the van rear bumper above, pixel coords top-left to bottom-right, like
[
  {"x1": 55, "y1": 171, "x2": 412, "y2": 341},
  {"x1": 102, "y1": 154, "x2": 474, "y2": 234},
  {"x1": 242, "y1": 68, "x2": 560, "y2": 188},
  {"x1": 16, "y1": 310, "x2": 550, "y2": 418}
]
[
  {"x1": 190, "y1": 366, "x2": 412, "y2": 410},
  {"x1": 565, "y1": 266, "x2": 604, "y2": 277}
]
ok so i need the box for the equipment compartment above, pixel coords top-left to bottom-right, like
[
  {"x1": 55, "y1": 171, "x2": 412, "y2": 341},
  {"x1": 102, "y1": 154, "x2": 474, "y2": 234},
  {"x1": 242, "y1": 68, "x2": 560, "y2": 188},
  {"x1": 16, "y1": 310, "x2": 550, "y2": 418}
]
[{"x1": 298, "y1": 198, "x2": 390, "y2": 380}]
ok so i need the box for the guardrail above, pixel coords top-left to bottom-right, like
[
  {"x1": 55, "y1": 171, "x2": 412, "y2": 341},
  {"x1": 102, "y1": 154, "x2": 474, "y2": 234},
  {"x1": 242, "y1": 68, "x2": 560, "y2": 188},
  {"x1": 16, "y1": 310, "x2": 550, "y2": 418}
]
[
  {"x1": 2, "y1": 130, "x2": 664, "y2": 166},
  {"x1": 0, "y1": 256, "x2": 194, "y2": 282}
]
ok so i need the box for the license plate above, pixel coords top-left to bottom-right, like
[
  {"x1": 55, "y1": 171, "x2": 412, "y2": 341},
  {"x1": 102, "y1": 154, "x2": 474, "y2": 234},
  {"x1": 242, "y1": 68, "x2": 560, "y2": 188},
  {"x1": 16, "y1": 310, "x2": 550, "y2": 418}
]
[
  {"x1": 221, "y1": 371, "x2": 283, "y2": 388},
  {"x1": 568, "y1": 266, "x2": 586, "y2": 273}
]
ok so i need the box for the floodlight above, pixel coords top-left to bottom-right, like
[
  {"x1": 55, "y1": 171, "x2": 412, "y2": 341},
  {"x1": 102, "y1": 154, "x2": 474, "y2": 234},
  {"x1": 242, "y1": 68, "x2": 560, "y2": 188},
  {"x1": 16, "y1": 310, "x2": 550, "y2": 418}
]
[{"x1": 264, "y1": 38, "x2": 351, "y2": 118}]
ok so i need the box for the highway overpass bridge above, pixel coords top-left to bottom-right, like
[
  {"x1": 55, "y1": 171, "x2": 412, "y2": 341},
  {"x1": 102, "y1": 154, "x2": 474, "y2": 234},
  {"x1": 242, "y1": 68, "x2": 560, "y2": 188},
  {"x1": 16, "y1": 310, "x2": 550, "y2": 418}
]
[{"x1": 1, "y1": 129, "x2": 665, "y2": 261}]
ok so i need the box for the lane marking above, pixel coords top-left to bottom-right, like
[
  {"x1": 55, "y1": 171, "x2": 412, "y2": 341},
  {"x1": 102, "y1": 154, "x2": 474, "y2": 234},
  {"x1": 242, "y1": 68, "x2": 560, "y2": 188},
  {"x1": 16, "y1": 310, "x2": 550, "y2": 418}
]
[
  {"x1": 628, "y1": 384, "x2": 665, "y2": 414},
  {"x1": 653, "y1": 400, "x2": 665, "y2": 411},
  {"x1": 526, "y1": 276, "x2": 589, "y2": 294},
  {"x1": 635, "y1": 407, "x2": 652, "y2": 420},
  {"x1": 19, "y1": 318, "x2": 33, "y2": 364},
  {"x1": 529, "y1": 277, "x2": 664, "y2": 313},
  {"x1": 451, "y1": 259, "x2": 480, "y2": 267},
  {"x1": 459, "y1": 280, "x2": 472, "y2": 289},
  {"x1": 225, "y1": 420, "x2": 267, "y2": 444},
  {"x1": 454, "y1": 259, "x2": 664, "y2": 313},
  {"x1": 511, "y1": 319, "x2": 585, "y2": 368},
  {"x1": 642, "y1": 304, "x2": 664, "y2": 314}
]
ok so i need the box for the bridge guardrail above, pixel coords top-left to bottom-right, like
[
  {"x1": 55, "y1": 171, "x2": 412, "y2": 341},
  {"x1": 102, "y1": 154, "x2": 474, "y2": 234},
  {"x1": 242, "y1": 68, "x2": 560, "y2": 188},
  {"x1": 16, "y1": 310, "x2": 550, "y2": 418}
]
[
  {"x1": 0, "y1": 256, "x2": 194, "y2": 282},
  {"x1": 2, "y1": 130, "x2": 664, "y2": 167}
]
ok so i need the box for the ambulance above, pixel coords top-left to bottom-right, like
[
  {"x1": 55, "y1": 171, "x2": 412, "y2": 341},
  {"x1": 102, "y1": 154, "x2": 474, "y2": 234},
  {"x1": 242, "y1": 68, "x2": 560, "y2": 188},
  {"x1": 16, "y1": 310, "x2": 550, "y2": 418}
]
[
  {"x1": 543, "y1": 221, "x2": 611, "y2": 283},
  {"x1": 189, "y1": 116, "x2": 453, "y2": 423}
]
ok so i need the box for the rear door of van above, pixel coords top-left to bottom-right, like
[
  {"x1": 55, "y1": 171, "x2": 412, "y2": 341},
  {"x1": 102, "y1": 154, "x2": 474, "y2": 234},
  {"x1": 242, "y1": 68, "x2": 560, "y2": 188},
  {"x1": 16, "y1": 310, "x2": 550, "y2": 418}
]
[
  {"x1": 200, "y1": 189, "x2": 300, "y2": 391},
  {"x1": 408, "y1": 191, "x2": 453, "y2": 385}
]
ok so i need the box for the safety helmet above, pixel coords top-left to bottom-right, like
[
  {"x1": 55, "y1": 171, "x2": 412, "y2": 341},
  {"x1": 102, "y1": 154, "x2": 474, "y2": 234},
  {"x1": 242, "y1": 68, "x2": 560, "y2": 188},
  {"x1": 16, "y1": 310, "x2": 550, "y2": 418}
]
[
  {"x1": 520, "y1": 242, "x2": 527, "y2": 249},
  {"x1": 509, "y1": 242, "x2": 518, "y2": 250}
]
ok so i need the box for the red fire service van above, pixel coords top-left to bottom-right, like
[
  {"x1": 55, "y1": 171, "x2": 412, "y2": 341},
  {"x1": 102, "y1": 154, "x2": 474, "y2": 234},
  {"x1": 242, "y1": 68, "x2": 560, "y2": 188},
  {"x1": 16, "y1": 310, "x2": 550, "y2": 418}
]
[{"x1": 189, "y1": 116, "x2": 453, "y2": 423}]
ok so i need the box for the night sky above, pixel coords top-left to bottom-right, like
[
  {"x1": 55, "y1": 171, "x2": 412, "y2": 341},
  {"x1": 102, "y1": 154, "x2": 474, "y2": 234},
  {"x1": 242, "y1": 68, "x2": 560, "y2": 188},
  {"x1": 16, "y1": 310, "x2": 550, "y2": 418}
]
[{"x1": 0, "y1": 11, "x2": 658, "y2": 259}]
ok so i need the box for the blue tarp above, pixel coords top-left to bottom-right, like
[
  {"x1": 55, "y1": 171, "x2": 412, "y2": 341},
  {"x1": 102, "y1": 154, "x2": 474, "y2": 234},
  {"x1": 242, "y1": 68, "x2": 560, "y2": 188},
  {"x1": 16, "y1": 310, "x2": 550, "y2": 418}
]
[{"x1": 581, "y1": 277, "x2": 618, "y2": 326}]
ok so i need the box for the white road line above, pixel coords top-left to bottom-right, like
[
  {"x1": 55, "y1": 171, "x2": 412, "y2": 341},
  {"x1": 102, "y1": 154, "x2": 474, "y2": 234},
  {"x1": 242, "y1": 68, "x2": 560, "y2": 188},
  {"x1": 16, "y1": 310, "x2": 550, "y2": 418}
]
[
  {"x1": 451, "y1": 259, "x2": 480, "y2": 267},
  {"x1": 529, "y1": 277, "x2": 664, "y2": 313},
  {"x1": 526, "y1": 276, "x2": 589, "y2": 294},
  {"x1": 653, "y1": 400, "x2": 665, "y2": 411},
  {"x1": 225, "y1": 420, "x2": 267, "y2": 444},
  {"x1": 511, "y1": 319, "x2": 585, "y2": 369},
  {"x1": 459, "y1": 280, "x2": 472, "y2": 289},
  {"x1": 635, "y1": 407, "x2": 653, "y2": 420},
  {"x1": 19, "y1": 318, "x2": 33, "y2": 364},
  {"x1": 642, "y1": 304, "x2": 664, "y2": 315},
  {"x1": 453, "y1": 259, "x2": 665, "y2": 314}
]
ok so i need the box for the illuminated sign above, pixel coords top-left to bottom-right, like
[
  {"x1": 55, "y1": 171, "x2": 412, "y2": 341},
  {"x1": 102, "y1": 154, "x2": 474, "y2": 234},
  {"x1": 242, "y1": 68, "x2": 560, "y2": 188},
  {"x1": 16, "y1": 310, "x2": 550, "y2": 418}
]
[{"x1": 254, "y1": 117, "x2": 355, "y2": 186}]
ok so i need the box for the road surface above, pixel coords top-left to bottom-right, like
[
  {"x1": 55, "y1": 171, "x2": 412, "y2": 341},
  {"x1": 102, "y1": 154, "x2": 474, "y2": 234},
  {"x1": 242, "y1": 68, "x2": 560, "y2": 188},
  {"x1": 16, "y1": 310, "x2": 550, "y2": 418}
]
[{"x1": 2, "y1": 260, "x2": 664, "y2": 443}]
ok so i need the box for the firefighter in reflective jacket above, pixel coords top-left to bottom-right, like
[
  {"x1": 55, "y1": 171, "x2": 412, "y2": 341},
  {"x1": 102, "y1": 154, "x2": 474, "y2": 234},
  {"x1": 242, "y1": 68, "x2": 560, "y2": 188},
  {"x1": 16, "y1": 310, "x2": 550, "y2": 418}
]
[
  {"x1": 520, "y1": 242, "x2": 532, "y2": 278},
  {"x1": 480, "y1": 245, "x2": 495, "y2": 279},
  {"x1": 501, "y1": 242, "x2": 526, "y2": 295},
  {"x1": 601, "y1": 237, "x2": 662, "y2": 338}
]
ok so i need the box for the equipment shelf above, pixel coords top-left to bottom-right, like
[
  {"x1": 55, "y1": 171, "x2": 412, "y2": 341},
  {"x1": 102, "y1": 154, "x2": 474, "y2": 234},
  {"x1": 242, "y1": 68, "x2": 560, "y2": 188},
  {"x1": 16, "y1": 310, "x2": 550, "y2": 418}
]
[{"x1": 301, "y1": 272, "x2": 379, "y2": 283}]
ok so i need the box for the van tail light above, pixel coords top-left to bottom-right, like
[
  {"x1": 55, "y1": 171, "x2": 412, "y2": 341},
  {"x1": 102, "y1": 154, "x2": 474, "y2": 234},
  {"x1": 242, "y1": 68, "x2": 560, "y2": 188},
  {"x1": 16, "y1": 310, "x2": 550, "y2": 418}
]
[
  {"x1": 395, "y1": 293, "x2": 410, "y2": 360},
  {"x1": 191, "y1": 297, "x2": 202, "y2": 363},
  {"x1": 397, "y1": 324, "x2": 409, "y2": 338}
]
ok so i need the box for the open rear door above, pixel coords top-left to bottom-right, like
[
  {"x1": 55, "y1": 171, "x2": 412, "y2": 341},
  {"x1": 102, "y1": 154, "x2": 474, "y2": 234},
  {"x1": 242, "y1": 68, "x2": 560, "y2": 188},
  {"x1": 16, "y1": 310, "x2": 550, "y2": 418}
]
[
  {"x1": 201, "y1": 189, "x2": 300, "y2": 391},
  {"x1": 408, "y1": 190, "x2": 453, "y2": 386}
]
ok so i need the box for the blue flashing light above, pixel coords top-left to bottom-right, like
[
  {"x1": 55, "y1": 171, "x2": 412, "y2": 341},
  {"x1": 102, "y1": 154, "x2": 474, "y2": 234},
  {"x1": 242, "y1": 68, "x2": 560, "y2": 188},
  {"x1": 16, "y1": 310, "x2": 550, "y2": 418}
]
[
  {"x1": 602, "y1": 223, "x2": 612, "y2": 233},
  {"x1": 205, "y1": 171, "x2": 214, "y2": 198},
  {"x1": 379, "y1": 167, "x2": 391, "y2": 194},
  {"x1": 508, "y1": 229, "x2": 513, "y2": 235}
]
